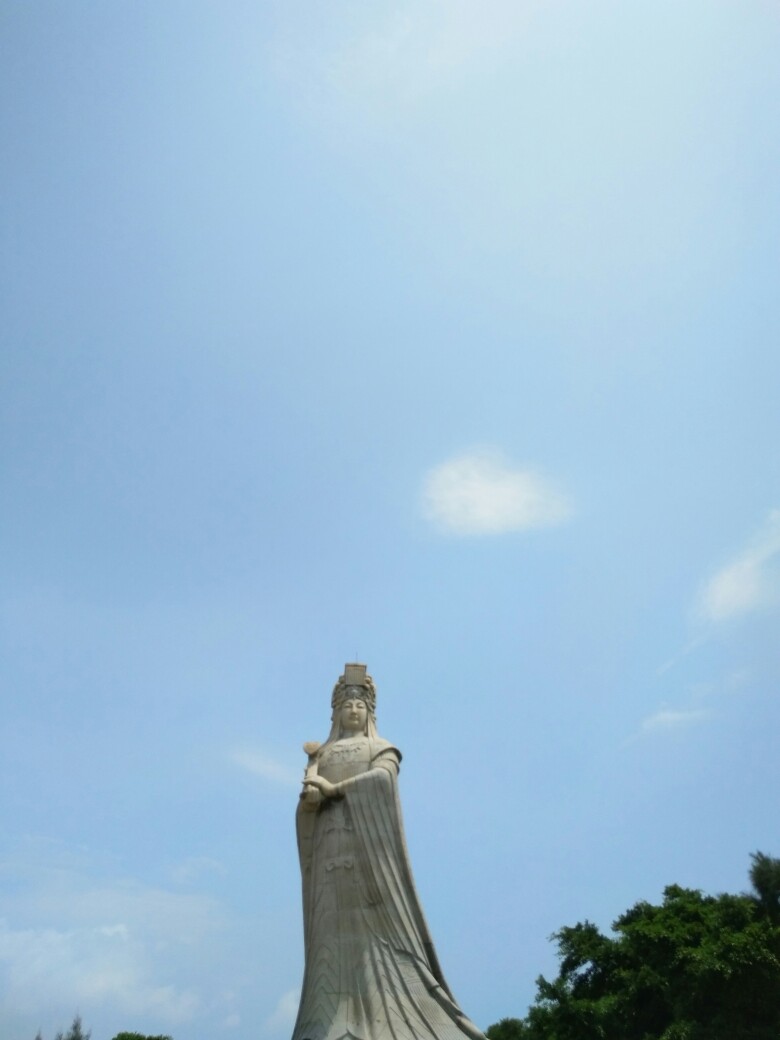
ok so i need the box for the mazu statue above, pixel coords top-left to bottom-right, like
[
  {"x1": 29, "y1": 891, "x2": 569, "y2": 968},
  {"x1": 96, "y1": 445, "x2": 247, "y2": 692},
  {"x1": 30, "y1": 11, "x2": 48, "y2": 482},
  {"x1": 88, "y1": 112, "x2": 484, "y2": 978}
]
[{"x1": 292, "y1": 663, "x2": 486, "y2": 1040}]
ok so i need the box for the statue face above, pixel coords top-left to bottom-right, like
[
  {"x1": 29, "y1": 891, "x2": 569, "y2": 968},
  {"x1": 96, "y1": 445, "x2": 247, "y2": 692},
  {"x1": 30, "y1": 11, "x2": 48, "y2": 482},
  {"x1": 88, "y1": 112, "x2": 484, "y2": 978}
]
[{"x1": 339, "y1": 697, "x2": 368, "y2": 734}]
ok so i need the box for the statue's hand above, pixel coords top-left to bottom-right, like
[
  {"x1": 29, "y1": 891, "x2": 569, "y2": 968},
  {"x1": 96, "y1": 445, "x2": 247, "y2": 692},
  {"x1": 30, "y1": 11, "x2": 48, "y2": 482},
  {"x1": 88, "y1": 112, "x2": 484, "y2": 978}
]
[
  {"x1": 303, "y1": 775, "x2": 340, "y2": 800},
  {"x1": 299, "y1": 786, "x2": 322, "y2": 811}
]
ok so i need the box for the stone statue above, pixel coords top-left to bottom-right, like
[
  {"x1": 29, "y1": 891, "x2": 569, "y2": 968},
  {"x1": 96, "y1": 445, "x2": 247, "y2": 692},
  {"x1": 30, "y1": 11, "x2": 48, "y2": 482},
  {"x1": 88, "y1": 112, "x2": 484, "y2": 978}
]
[{"x1": 292, "y1": 663, "x2": 486, "y2": 1040}]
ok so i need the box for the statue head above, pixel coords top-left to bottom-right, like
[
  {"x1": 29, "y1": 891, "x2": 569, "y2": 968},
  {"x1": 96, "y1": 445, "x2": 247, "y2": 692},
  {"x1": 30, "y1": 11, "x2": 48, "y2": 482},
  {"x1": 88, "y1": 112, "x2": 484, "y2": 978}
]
[{"x1": 326, "y1": 663, "x2": 378, "y2": 740}]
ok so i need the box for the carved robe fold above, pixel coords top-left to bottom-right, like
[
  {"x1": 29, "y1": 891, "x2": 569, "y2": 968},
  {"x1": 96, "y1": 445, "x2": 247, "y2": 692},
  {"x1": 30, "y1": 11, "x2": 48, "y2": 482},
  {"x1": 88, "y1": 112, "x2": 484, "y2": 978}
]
[{"x1": 293, "y1": 736, "x2": 483, "y2": 1040}]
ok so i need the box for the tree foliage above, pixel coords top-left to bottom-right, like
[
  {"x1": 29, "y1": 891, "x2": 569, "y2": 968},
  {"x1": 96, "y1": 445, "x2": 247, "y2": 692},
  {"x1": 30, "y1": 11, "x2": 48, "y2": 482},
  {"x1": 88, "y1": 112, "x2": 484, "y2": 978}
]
[
  {"x1": 36, "y1": 1021, "x2": 172, "y2": 1040},
  {"x1": 487, "y1": 853, "x2": 780, "y2": 1040},
  {"x1": 110, "y1": 1033, "x2": 173, "y2": 1040},
  {"x1": 50, "y1": 1016, "x2": 90, "y2": 1040},
  {"x1": 486, "y1": 1017, "x2": 530, "y2": 1040},
  {"x1": 748, "y1": 851, "x2": 780, "y2": 926}
]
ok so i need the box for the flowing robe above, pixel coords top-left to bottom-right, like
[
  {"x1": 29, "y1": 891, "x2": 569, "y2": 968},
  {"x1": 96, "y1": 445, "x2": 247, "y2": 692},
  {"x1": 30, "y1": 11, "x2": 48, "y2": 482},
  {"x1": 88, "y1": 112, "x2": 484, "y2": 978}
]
[{"x1": 293, "y1": 736, "x2": 484, "y2": 1040}]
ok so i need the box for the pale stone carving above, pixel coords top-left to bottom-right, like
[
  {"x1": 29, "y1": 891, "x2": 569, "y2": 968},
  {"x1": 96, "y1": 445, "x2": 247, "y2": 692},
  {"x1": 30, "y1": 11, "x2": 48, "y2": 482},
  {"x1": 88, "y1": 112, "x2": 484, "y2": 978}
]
[{"x1": 292, "y1": 663, "x2": 486, "y2": 1040}]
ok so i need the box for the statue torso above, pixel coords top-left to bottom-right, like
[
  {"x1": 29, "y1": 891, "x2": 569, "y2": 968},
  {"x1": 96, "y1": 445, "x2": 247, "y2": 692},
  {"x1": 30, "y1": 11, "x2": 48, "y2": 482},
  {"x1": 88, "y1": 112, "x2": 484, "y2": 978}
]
[{"x1": 317, "y1": 736, "x2": 372, "y2": 783}]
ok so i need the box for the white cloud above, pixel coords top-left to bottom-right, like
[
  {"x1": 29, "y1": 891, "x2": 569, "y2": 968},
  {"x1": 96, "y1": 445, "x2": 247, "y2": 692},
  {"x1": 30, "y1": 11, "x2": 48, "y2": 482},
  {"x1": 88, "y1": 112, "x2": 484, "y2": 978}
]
[
  {"x1": 638, "y1": 668, "x2": 751, "y2": 742},
  {"x1": 0, "y1": 841, "x2": 230, "y2": 1029},
  {"x1": 264, "y1": 988, "x2": 300, "y2": 1037},
  {"x1": 271, "y1": 1, "x2": 540, "y2": 113},
  {"x1": 167, "y1": 856, "x2": 227, "y2": 886},
  {"x1": 333, "y1": 2, "x2": 534, "y2": 95},
  {"x1": 641, "y1": 708, "x2": 709, "y2": 733},
  {"x1": 698, "y1": 510, "x2": 780, "y2": 622},
  {"x1": 724, "y1": 667, "x2": 751, "y2": 692},
  {"x1": 422, "y1": 449, "x2": 571, "y2": 535},
  {"x1": 0, "y1": 918, "x2": 199, "y2": 1021},
  {"x1": 231, "y1": 748, "x2": 300, "y2": 788}
]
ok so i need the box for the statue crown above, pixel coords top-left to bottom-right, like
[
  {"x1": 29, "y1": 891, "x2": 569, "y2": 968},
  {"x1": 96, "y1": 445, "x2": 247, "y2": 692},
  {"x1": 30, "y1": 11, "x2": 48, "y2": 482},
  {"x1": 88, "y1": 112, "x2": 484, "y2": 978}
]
[{"x1": 331, "y1": 662, "x2": 377, "y2": 714}]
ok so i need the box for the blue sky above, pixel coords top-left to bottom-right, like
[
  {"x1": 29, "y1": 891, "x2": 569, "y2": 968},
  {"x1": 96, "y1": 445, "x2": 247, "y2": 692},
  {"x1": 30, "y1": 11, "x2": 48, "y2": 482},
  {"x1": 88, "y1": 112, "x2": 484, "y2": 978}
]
[{"x1": 2, "y1": 2, "x2": 779, "y2": 1038}]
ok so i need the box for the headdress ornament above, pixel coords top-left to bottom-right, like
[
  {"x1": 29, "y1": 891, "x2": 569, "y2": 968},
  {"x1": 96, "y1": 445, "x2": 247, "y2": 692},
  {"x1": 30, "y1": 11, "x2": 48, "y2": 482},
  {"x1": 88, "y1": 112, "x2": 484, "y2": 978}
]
[{"x1": 331, "y1": 662, "x2": 377, "y2": 714}]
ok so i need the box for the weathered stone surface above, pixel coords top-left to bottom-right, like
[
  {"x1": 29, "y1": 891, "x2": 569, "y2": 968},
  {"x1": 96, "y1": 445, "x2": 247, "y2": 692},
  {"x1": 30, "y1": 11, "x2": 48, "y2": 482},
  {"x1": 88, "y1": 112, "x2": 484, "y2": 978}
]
[{"x1": 292, "y1": 664, "x2": 486, "y2": 1040}]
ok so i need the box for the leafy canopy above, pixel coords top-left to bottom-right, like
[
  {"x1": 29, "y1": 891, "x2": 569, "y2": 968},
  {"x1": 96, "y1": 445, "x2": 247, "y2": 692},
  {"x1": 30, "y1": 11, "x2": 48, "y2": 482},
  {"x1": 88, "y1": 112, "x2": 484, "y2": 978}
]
[
  {"x1": 110, "y1": 1034, "x2": 173, "y2": 1040},
  {"x1": 36, "y1": 1021, "x2": 173, "y2": 1040},
  {"x1": 487, "y1": 852, "x2": 780, "y2": 1040}
]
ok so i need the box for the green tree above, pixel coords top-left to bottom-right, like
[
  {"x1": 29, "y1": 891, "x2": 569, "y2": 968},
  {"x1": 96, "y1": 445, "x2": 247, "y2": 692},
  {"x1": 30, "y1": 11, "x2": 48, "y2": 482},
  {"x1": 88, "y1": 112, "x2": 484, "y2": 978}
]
[
  {"x1": 485, "y1": 1017, "x2": 529, "y2": 1040},
  {"x1": 110, "y1": 1033, "x2": 173, "y2": 1040},
  {"x1": 488, "y1": 853, "x2": 780, "y2": 1040},
  {"x1": 53, "y1": 1017, "x2": 91, "y2": 1040},
  {"x1": 749, "y1": 850, "x2": 780, "y2": 925},
  {"x1": 110, "y1": 1034, "x2": 173, "y2": 1040}
]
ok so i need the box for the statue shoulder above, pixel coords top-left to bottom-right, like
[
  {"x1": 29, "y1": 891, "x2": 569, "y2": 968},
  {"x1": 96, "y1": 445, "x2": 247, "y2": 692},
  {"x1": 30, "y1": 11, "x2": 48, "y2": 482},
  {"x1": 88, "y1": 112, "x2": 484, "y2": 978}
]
[{"x1": 370, "y1": 737, "x2": 402, "y2": 764}]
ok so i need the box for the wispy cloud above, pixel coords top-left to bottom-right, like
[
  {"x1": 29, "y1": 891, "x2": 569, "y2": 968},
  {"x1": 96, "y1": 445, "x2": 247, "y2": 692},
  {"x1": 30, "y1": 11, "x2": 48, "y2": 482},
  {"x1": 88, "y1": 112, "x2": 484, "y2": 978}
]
[
  {"x1": 264, "y1": 988, "x2": 300, "y2": 1036},
  {"x1": 637, "y1": 668, "x2": 751, "y2": 742},
  {"x1": 656, "y1": 636, "x2": 707, "y2": 675},
  {"x1": 167, "y1": 856, "x2": 227, "y2": 887},
  {"x1": 271, "y1": 1, "x2": 540, "y2": 113},
  {"x1": 0, "y1": 840, "x2": 247, "y2": 1038},
  {"x1": 0, "y1": 918, "x2": 200, "y2": 1019},
  {"x1": 640, "y1": 708, "x2": 709, "y2": 733},
  {"x1": 231, "y1": 749, "x2": 300, "y2": 788},
  {"x1": 422, "y1": 449, "x2": 571, "y2": 535},
  {"x1": 0, "y1": 867, "x2": 224, "y2": 1023},
  {"x1": 697, "y1": 510, "x2": 780, "y2": 622}
]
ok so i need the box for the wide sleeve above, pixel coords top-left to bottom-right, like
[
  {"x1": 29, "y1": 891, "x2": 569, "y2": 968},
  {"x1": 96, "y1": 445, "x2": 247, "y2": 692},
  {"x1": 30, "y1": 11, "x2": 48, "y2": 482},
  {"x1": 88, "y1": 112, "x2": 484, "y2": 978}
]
[{"x1": 344, "y1": 763, "x2": 455, "y2": 998}]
